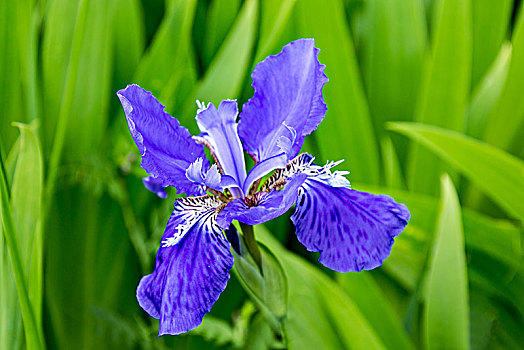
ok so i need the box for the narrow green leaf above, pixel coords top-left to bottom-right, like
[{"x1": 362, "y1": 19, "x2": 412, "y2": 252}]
[
  {"x1": 15, "y1": 0, "x2": 41, "y2": 121},
  {"x1": 358, "y1": 0, "x2": 427, "y2": 136},
  {"x1": 337, "y1": 273, "x2": 414, "y2": 349},
  {"x1": 112, "y1": 0, "x2": 144, "y2": 85},
  {"x1": 63, "y1": 0, "x2": 113, "y2": 159},
  {"x1": 381, "y1": 137, "x2": 405, "y2": 189},
  {"x1": 44, "y1": 0, "x2": 91, "y2": 206},
  {"x1": 408, "y1": 0, "x2": 472, "y2": 195},
  {"x1": 11, "y1": 122, "x2": 44, "y2": 326},
  {"x1": 0, "y1": 141, "x2": 20, "y2": 349},
  {"x1": 189, "y1": 0, "x2": 258, "y2": 109},
  {"x1": 41, "y1": 0, "x2": 78, "y2": 154},
  {"x1": 5, "y1": 137, "x2": 20, "y2": 188},
  {"x1": 389, "y1": 122, "x2": 524, "y2": 221},
  {"x1": 254, "y1": 0, "x2": 297, "y2": 62},
  {"x1": 0, "y1": 213, "x2": 11, "y2": 350},
  {"x1": 467, "y1": 43, "x2": 511, "y2": 139},
  {"x1": 42, "y1": 0, "x2": 114, "y2": 161},
  {"x1": 425, "y1": 175, "x2": 469, "y2": 350},
  {"x1": 202, "y1": 0, "x2": 241, "y2": 67},
  {"x1": 0, "y1": 139, "x2": 44, "y2": 349},
  {"x1": 295, "y1": 0, "x2": 380, "y2": 184},
  {"x1": 483, "y1": 5, "x2": 524, "y2": 155},
  {"x1": 0, "y1": 0, "x2": 24, "y2": 150},
  {"x1": 470, "y1": 0, "x2": 512, "y2": 88},
  {"x1": 133, "y1": 0, "x2": 197, "y2": 96},
  {"x1": 462, "y1": 210, "x2": 521, "y2": 271}
]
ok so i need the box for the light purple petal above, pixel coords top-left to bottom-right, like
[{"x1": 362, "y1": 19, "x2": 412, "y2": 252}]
[
  {"x1": 185, "y1": 158, "x2": 207, "y2": 184},
  {"x1": 220, "y1": 175, "x2": 240, "y2": 190},
  {"x1": 137, "y1": 196, "x2": 234, "y2": 335},
  {"x1": 238, "y1": 39, "x2": 328, "y2": 162},
  {"x1": 117, "y1": 85, "x2": 207, "y2": 196},
  {"x1": 186, "y1": 159, "x2": 239, "y2": 192},
  {"x1": 242, "y1": 152, "x2": 288, "y2": 194},
  {"x1": 142, "y1": 176, "x2": 168, "y2": 198},
  {"x1": 291, "y1": 179, "x2": 410, "y2": 273},
  {"x1": 204, "y1": 164, "x2": 223, "y2": 191},
  {"x1": 217, "y1": 173, "x2": 307, "y2": 229},
  {"x1": 275, "y1": 123, "x2": 297, "y2": 157},
  {"x1": 196, "y1": 100, "x2": 246, "y2": 197}
]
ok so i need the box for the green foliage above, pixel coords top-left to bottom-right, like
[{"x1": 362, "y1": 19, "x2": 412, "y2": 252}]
[
  {"x1": 408, "y1": 0, "x2": 472, "y2": 195},
  {"x1": 1, "y1": 124, "x2": 45, "y2": 349},
  {"x1": 389, "y1": 122, "x2": 524, "y2": 221},
  {"x1": 425, "y1": 175, "x2": 469, "y2": 350},
  {"x1": 0, "y1": 0, "x2": 523, "y2": 349}
]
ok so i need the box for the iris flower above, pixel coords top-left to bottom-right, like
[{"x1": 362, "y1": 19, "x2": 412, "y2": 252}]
[{"x1": 117, "y1": 39, "x2": 410, "y2": 336}]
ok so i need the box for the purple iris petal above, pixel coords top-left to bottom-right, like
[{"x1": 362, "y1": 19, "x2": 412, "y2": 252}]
[
  {"x1": 117, "y1": 85, "x2": 207, "y2": 196},
  {"x1": 196, "y1": 100, "x2": 246, "y2": 197},
  {"x1": 242, "y1": 152, "x2": 288, "y2": 194},
  {"x1": 186, "y1": 159, "x2": 236, "y2": 192},
  {"x1": 238, "y1": 39, "x2": 328, "y2": 162},
  {"x1": 142, "y1": 176, "x2": 168, "y2": 198},
  {"x1": 275, "y1": 123, "x2": 297, "y2": 157},
  {"x1": 137, "y1": 196, "x2": 234, "y2": 335},
  {"x1": 204, "y1": 164, "x2": 225, "y2": 191},
  {"x1": 291, "y1": 179, "x2": 410, "y2": 273},
  {"x1": 217, "y1": 173, "x2": 307, "y2": 229}
]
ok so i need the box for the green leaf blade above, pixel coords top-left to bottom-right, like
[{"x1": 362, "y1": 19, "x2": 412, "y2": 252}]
[
  {"x1": 202, "y1": 0, "x2": 241, "y2": 67},
  {"x1": 408, "y1": 0, "x2": 472, "y2": 195},
  {"x1": 389, "y1": 122, "x2": 524, "y2": 221},
  {"x1": 425, "y1": 175, "x2": 469, "y2": 350},
  {"x1": 254, "y1": 0, "x2": 297, "y2": 62},
  {"x1": 11, "y1": 122, "x2": 44, "y2": 326},
  {"x1": 483, "y1": 5, "x2": 524, "y2": 155},
  {"x1": 358, "y1": 0, "x2": 427, "y2": 135},
  {"x1": 467, "y1": 43, "x2": 511, "y2": 139},
  {"x1": 0, "y1": 134, "x2": 44, "y2": 349},
  {"x1": 470, "y1": 0, "x2": 512, "y2": 88},
  {"x1": 295, "y1": 0, "x2": 380, "y2": 184},
  {"x1": 337, "y1": 273, "x2": 414, "y2": 349},
  {"x1": 193, "y1": 0, "x2": 258, "y2": 105}
]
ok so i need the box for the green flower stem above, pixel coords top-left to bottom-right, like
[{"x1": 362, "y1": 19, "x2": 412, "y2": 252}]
[{"x1": 239, "y1": 223, "x2": 262, "y2": 272}]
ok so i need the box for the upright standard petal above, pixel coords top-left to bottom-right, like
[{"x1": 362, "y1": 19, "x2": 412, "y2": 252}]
[
  {"x1": 291, "y1": 179, "x2": 410, "y2": 273},
  {"x1": 196, "y1": 100, "x2": 246, "y2": 197},
  {"x1": 117, "y1": 85, "x2": 208, "y2": 196},
  {"x1": 242, "y1": 152, "x2": 288, "y2": 194},
  {"x1": 238, "y1": 39, "x2": 328, "y2": 162},
  {"x1": 137, "y1": 195, "x2": 234, "y2": 335}
]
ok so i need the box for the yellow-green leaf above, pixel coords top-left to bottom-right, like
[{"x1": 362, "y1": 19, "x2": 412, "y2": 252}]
[
  {"x1": 408, "y1": 0, "x2": 472, "y2": 195},
  {"x1": 390, "y1": 122, "x2": 524, "y2": 221},
  {"x1": 425, "y1": 175, "x2": 469, "y2": 350}
]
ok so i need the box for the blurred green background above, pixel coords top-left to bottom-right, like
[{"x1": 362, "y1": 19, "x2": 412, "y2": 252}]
[{"x1": 1, "y1": 0, "x2": 523, "y2": 349}]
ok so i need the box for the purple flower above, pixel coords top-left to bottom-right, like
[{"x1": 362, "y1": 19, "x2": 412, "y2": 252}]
[{"x1": 117, "y1": 39, "x2": 410, "y2": 336}]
